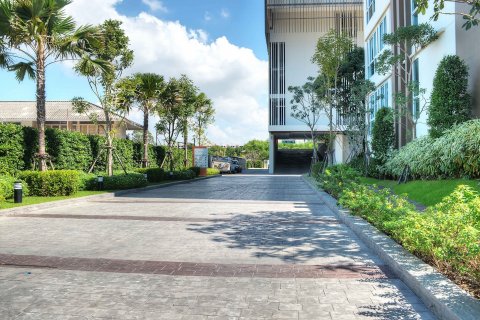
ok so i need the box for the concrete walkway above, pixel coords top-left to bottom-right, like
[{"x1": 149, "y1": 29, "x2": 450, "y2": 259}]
[{"x1": 0, "y1": 175, "x2": 435, "y2": 319}]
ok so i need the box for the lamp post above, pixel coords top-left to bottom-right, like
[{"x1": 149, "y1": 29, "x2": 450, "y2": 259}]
[
  {"x1": 13, "y1": 181, "x2": 22, "y2": 203},
  {"x1": 97, "y1": 176, "x2": 104, "y2": 190}
]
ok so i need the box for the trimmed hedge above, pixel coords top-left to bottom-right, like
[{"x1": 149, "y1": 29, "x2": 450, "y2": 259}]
[
  {"x1": 135, "y1": 167, "x2": 165, "y2": 182},
  {"x1": 0, "y1": 175, "x2": 29, "y2": 201},
  {"x1": 46, "y1": 128, "x2": 92, "y2": 171},
  {"x1": 207, "y1": 168, "x2": 220, "y2": 176},
  {"x1": 102, "y1": 173, "x2": 148, "y2": 190},
  {"x1": 0, "y1": 124, "x2": 25, "y2": 175},
  {"x1": 188, "y1": 167, "x2": 201, "y2": 177},
  {"x1": 167, "y1": 170, "x2": 196, "y2": 180},
  {"x1": 19, "y1": 170, "x2": 81, "y2": 196},
  {"x1": 385, "y1": 120, "x2": 480, "y2": 179}
]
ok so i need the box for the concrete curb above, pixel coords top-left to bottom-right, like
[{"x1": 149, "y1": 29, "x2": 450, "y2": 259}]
[
  {"x1": 302, "y1": 175, "x2": 480, "y2": 320},
  {"x1": 0, "y1": 175, "x2": 220, "y2": 215}
]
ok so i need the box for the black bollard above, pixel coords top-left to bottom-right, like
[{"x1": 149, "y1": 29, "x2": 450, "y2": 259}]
[
  {"x1": 14, "y1": 181, "x2": 22, "y2": 203},
  {"x1": 97, "y1": 176, "x2": 104, "y2": 190}
]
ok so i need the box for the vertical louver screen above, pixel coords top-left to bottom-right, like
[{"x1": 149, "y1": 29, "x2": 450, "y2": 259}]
[{"x1": 269, "y1": 42, "x2": 286, "y2": 126}]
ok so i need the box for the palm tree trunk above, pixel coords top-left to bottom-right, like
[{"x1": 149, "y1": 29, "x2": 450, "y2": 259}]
[
  {"x1": 105, "y1": 112, "x2": 113, "y2": 176},
  {"x1": 183, "y1": 120, "x2": 188, "y2": 168},
  {"x1": 142, "y1": 107, "x2": 149, "y2": 168},
  {"x1": 36, "y1": 40, "x2": 47, "y2": 171}
]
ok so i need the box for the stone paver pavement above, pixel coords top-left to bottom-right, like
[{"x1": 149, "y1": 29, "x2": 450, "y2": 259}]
[{"x1": 0, "y1": 174, "x2": 436, "y2": 319}]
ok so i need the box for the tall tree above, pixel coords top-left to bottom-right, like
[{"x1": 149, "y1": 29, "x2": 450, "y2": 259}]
[
  {"x1": 377, "y1": 23, "x2": 438, "y2": 141},
  {"x1": 312, "y1": 30, "x2": 353, "y2": 164},
  {"x1": 177, "y1": 75, "x2": 198, "y2": 168},
  {"x1": 0, "y1": 0, "x2": 105, "y2": 171},
  {"x1": 416, "y1": 0, "x2": 480, "y2": 30},
  {"x1": 288, "y1": 76, "x2": 327, "y2": 165},
  {"x1": 156, "y1": 77, "x2": 184, "y2": 172},
  {"x1": 74, "y1": 19, "x2": 134, "y2": 176},
  {"x1": 191, "y1": 92, "x2": 214, "y2": 146},
  {"x1": 428, "y1": 55, "x2": 472, "y2": 138},
  {"x1": 121, "y1": 73, "x2": 165, "y2": 167}
]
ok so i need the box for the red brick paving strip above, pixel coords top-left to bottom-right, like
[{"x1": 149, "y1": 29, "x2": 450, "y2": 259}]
[
  {"x1": 0, "y1": 254, "x2": 395, "y2": 279},
  {"x1": 8, "y1": 214, "x2": 341, "y2": 224}
]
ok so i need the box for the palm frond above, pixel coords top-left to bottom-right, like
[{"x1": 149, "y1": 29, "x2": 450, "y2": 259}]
[
  {"x1": 75, "y1": 53, "x2": 113, "y2": 78},
  {"x1": 55, "y1": 25, "x2": 102, "y2": 59},
  {"x1": 9, "y1": 61, "x2": 35, "y2": 81}
]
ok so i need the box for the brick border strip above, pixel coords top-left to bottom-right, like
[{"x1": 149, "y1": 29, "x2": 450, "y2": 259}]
[
  {"x1": 0, "y1": 175, "x2": 220, "y2": 215},
  {"x1": 302, "y1": 175, "x2": 480, "y2": 320},
  {"x1": 0, "y1": 253, "x2": 394, "y2": 279}
]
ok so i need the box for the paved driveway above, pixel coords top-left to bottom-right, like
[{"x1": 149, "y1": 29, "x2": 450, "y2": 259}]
[{"x1": 0, "y1": 175, "x2": 435, "y2": 319}]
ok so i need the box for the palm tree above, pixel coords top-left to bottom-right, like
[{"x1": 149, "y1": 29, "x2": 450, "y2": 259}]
[
  {"x1": 0, "y1": 0, "x2": 104, "y2": 171},
  {"x1": 129, "y1": 73, "x2": 165, "y2": 168}
]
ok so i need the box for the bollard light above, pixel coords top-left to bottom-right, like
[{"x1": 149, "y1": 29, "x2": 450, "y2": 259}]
[
  {"x1": 97, "y1": 176, "x2": 104, "y2": 190},
  {"x1": 143, "y1": 173, "x2": 148, "y2": 181},
  {"x1": 14, "y1": 181, "x2": 23, "y2": 203}
]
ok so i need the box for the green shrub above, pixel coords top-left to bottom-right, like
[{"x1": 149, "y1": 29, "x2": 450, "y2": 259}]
[
  {"x1": 135, "y1": 167, "x2": 165, "y2": 182},
  {"x1": 315, "y1": 164, "x2": 360, "y2": 198},
  {"x1": 385, "y1": 120, "x2": 480, "y2": 179},
  {"x1": 207, "y1": 168, "x2": 220, "y2": 176},
  {"x1": 371, "y1": 107, "x2": 394, "y2": 175},
  {"x1": 78, "y1": 172, "x2": 97, "y2": 191},
  {"x1": 102, "y1": 173, "x2": 148, "y2": 190},
  {"x1": 0, "y1": 124, "x2": 25, "y2": 176},
  {"x1": 22, "y1": 126, "x2": 38, "y2": 170},
  {"x1": 189, "y1": 167, "x2": 201, "y2": 177},
  {"x1": 311, "y1": 162, "x2": 323, "y2": 179},
  {"x1": 46, "y1": 128, "x2": 92, "y2": 171},
  {"x1": 247, "y1": 160, "x2": 263, "y2": 168},
  {"x1": 0, "y1": 175, "x2": 30, "y2": 201},
  {"x1": 167, "y1": 170, "x2": 196, "y2": 180},
  {"x1": 428, "y1": 55, "x2": 471, "y2": 138},
  {"x1": 19, "y1": 170, "x2": 80, "y2": 196}
]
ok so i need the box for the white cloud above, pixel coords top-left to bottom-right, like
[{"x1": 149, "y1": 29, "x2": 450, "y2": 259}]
[
  {"x1": 142, "y1": 0, "x2": 168, "y2": 13},
  {"x1": 66, "y1": 0, "x2": 268, "y2": 145},
  {"x1": 204, "y1": 11, "x2": 212, "y2": 22},
  {"x1": 221, "y1": 9, "x2": 230, "y2": 19}
]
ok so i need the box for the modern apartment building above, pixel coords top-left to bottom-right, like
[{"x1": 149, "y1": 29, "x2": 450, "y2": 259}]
[
  {"x1": 365, "y1": 0, "x2": 480, "y2": 148},
  {"x1": 265, "y1": 0, "x2": 364, "y2": 173}
]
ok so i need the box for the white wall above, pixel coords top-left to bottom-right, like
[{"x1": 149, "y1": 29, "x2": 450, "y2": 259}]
[{"x1": 415, "y1": 2, "x2": 457, "y2": 137}]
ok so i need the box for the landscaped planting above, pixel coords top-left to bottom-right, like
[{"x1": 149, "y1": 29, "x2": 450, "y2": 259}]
[
  {"x1": 19, "y1": 170, "x2": 81, "y2": 196},
  {"x1": 101, "y1": 173, "x2": 148, "y2": 190},
  {"x1": 384, "y1": 120, "x2": 480, "y2": 179},
  {"x1": 315, "y1": 165, "x2": 480, "y2": 298},
  {"x1": 316, "y1": 164, "x2": 360, "y2": 198},
  {"x1": 0, "y1": 175, "x2": 29, "y2": 201},
  {"x1": 207, "y1": 168, "x2": 220, "y2": 175},
  {"x1": 135, "y1": 167, "x2": 166, "y2": 182}
]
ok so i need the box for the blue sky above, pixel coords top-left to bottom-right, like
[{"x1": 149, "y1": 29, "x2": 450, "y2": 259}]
[
  {"x1": 0, "y1": 0, "x2": 269, "y2": 144},
  {"x1": 0, "y1": 0, "x2": 266, "y2": 100}
]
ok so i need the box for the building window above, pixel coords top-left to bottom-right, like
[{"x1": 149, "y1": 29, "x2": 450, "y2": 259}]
[
  {"x1": 369, "y1": 81, "x2": 390, "y2": 134},
  {"x1": 269, "y1": 42, "x2": 286, "y2": 126},
  {"x1": 366, "y1": 16, "x2": 387, "y2": 78},
  {"x1": 411, "y1": 0, "x2": 419, "y2": 26},
  {"x1": 366, "y1": 0, "x2": 375, "y2": 22}
]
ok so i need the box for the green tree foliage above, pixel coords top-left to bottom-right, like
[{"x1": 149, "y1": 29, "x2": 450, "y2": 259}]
[
  {"x1": 312, "y1": 30, "x2": 353, "y2": 162},
  {"x1": 121, "y1": 73, "x2": 165, "y2": 167},
  {"x1": 376, "y1": 23, "x2": 438, "y2": 141},
  {"x1": 74, "y1": 19, "x2": 134, "y2": 176},
  {"x1": 428, "y1": 55, "x2": 472, "y2": 138},
  {"x1": 288, "y1": 77, "x2": 326, "y2": 164},
  {"x1": 0, "y1": 0, "x2": 105, "y2": 171},
  {"x1": 371, "y1": 107, "x2": 394, "y2": 166},
  {"x1": 191, "y1": 92, "x2": 214, "y2": 146},
  {"x1": 416, "y1": 0, "x2": 480, "y2": 30}
]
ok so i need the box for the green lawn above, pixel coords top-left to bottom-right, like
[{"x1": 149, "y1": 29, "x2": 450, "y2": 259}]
[
  {"x1": 0, "y1": 190, "x2": 108, "y2": 210},
  {"x1": 359, "y1": 177, "x2": 480, "y2": 207}
]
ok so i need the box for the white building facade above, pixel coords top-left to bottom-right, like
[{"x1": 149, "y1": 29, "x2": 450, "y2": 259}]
[
  {"x1": 265, "y1": 0, "x2": 364, "y2": 173},
  {"x1": 365, "y1": 0, "x2": 480, "y2": 147}
]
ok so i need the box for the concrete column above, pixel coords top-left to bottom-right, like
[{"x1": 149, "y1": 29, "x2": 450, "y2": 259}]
[
  {"x1": 334, "y1": 134, "x2": 351, "y2": 164},
  {"x1": 268, "y1": 134, "x2": 275, "y2": 174}
]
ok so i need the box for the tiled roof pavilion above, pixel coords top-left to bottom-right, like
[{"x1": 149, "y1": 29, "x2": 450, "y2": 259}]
[{"x1": 0, "y1": 101, "x2": 142, "y2": 130}]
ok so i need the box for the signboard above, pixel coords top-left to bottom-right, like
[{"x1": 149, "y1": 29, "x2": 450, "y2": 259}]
[
  {"x1": 282, "y1": 140, "x2": 296, "y2": 144},
  {"x1": 193, "y1": 147, "x2": 209, "y2": 168}
]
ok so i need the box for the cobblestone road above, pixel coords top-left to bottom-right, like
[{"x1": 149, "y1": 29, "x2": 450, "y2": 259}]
[{"x1": 0, "y1": 175, "x2": 435, "y2": 319}]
